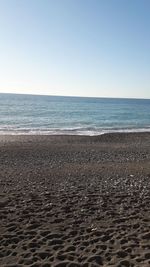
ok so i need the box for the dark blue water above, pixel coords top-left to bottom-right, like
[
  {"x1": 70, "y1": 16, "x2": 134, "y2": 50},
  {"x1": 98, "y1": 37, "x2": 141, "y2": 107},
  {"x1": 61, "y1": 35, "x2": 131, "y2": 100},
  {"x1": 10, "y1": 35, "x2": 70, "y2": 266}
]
[{"x1": 0, "y1": 93, "x2": 150, "y2": 135}]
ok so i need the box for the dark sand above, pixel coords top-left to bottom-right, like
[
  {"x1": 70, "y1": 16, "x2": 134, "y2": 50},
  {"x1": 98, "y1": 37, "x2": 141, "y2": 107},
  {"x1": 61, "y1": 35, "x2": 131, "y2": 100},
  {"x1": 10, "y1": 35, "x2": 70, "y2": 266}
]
[{"x1": 0, "y1": 133, "x2": 150, "y2": 267}]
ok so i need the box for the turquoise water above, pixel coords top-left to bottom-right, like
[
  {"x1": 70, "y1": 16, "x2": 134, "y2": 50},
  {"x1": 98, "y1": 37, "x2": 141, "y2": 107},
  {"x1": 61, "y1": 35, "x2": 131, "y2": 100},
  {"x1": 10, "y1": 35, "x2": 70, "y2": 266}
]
[{"x1": 0, "y1": 93, "x2": 150, "y2": 135}]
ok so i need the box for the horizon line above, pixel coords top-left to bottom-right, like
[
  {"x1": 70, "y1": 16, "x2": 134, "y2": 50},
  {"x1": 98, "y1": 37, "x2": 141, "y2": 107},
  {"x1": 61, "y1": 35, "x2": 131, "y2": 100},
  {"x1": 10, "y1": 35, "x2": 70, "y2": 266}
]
[{"x1": 0, "y1": 92, "x2": 149, "y2": 101}]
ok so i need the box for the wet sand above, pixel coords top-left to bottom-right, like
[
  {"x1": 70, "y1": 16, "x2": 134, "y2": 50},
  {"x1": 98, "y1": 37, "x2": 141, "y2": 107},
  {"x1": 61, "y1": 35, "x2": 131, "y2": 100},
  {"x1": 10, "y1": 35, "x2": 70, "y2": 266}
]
[{"x1": 0, "y1": 133, "x2": 150, "y2": 267}]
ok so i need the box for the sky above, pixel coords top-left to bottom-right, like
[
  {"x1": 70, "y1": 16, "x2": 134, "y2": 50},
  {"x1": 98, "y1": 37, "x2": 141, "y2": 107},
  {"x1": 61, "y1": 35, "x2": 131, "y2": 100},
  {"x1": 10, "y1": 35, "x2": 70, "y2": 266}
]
[{"x1": 0, "y1": 0, "x2": 150, "y2": 99}]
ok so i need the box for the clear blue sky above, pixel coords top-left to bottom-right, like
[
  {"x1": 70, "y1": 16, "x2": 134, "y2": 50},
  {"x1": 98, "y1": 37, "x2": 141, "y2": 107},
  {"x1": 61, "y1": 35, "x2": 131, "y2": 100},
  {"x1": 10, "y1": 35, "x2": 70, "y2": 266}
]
[{"x1": 0, "y1": 0, "x2": 150, "y2": 98}]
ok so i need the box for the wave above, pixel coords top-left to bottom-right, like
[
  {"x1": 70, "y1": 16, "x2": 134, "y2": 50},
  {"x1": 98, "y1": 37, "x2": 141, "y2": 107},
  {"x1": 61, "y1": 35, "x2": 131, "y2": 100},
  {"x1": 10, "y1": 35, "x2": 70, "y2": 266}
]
[{"x1": 0, "y1": 126, "x2": 150, "y2": 136}]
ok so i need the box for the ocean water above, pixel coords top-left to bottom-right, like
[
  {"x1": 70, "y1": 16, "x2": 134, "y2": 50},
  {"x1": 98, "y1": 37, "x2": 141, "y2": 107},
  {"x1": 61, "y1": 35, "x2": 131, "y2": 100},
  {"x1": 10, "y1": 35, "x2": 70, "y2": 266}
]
[{"x1": 0, "y1": 93, "x2": 150, "y2": 135}]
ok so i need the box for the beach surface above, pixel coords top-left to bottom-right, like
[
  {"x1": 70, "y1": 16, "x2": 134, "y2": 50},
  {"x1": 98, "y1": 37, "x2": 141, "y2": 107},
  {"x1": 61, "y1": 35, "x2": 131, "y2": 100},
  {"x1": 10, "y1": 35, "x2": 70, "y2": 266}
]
[{"x1": 0, "y1": 133, "x2": 150, "y2": 267}]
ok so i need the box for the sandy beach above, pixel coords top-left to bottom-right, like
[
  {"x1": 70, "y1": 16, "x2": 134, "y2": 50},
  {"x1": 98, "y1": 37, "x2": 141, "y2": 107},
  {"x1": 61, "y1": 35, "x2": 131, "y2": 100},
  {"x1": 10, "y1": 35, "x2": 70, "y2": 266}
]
[{"x1": 0, "y1": 133, "x2": 150, "y2": 267}]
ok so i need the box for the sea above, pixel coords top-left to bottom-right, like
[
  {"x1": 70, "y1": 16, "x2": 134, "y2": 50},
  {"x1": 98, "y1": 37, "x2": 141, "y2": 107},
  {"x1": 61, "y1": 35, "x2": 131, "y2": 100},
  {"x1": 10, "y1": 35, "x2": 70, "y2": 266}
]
[{"x1": 0, "y1": 93, "x2": 150, "y2": 136}]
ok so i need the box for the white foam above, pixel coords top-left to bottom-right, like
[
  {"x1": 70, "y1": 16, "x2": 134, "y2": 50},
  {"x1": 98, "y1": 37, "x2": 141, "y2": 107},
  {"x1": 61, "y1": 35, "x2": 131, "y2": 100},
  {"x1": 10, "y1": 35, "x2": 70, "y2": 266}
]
[{"x1": 0, "y1": 126, "x2": 150, "y2": 136}]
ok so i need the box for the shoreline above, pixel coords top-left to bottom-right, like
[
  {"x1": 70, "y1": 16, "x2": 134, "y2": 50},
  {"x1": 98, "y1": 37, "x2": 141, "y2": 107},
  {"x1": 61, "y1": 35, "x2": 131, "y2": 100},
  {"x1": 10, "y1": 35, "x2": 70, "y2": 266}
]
[
  {"x1": 0, "y1": 130, "x2": 150, "y2": 137},
  {"x1": 0, "y1": 128, "x2": 150, "y2": 136},
  {"x1": 0, "y1": 131, "x2": 150, "y2": 145},
  {"x1": 0, "y1": 132, "x2": 150, "y2": 266}
]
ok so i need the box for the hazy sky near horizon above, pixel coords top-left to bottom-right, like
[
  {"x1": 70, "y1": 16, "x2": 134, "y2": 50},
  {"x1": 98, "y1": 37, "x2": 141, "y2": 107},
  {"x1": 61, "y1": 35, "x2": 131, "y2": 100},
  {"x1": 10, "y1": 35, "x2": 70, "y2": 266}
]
[{"x1": 0, "y1": 0, "x2": 150, "y2": 98}]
